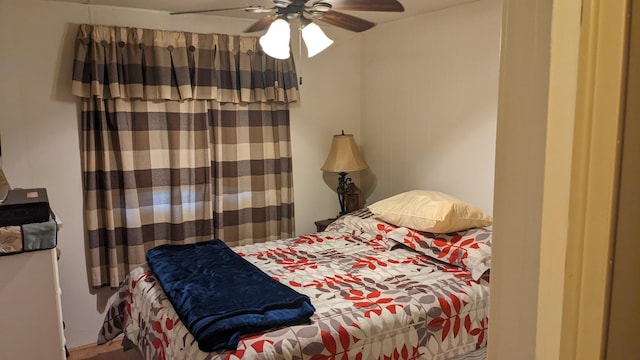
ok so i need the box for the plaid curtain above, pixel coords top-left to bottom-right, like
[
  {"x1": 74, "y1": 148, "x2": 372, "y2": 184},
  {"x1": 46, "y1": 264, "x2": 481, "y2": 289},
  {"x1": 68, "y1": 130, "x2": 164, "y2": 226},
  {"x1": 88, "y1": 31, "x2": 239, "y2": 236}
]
[
  {"x1": 72, "y1": 25, "x2": 299, "y2": 288},
  {"x1": 209, "y1": 102, "x2": 294, "y2": 247}
]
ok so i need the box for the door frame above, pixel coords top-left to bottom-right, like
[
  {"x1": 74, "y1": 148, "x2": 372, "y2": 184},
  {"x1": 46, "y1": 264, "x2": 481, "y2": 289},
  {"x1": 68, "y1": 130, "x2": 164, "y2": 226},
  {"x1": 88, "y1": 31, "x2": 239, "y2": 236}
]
[{"x1": 559, "y1": 0, "x2": 629, "y2": 358}]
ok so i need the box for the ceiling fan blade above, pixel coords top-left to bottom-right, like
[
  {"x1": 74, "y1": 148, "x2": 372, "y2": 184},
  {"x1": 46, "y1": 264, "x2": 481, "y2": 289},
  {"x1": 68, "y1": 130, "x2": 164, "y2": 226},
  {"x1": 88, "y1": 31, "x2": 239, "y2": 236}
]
[
  {"x1": 244, "y1": 15, "x2": 277, "y2": 33},
  {"x1": 328, "y1": 0, "x2": 405, "y2": 12},
  {"x1": 317, "y1": 10, "x2": 375, "y2": 32}
]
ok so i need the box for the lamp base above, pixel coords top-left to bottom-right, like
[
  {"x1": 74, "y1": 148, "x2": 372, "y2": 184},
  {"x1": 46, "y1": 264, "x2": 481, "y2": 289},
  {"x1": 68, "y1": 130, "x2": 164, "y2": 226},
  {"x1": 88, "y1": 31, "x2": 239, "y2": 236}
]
[{"x1": 336, "y1": 172, "x2": 352, "y2": 217}]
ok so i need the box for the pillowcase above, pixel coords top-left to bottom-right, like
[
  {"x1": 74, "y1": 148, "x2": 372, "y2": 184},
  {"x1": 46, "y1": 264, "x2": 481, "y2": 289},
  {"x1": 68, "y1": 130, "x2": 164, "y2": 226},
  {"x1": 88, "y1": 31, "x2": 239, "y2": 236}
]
[
  {"x1": 328, "y1": 207, "x2": 492, "y2": 280},
  {"x1": 386, "y1": 226, "x2": 492, "y2": 280},
  {"x1": 368, "y1": 190, "x2": 493, "y2": 233},
  {"x1": 325, "y1": 208, "x2": 401, "y2": 250}
]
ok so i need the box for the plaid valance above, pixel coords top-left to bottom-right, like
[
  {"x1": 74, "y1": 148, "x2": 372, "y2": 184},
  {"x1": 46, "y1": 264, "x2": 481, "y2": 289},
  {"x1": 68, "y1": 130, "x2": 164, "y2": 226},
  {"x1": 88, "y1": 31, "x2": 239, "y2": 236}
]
[{"x1": 71, "y1": 24, "x2": 299, "y2": 103}]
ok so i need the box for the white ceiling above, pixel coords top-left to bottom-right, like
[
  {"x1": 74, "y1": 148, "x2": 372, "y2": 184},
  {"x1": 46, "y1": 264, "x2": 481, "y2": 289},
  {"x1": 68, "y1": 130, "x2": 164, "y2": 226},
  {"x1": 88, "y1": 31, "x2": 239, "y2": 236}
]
[{"x1": 48, "y1": 0, "x2": 478, "y2": 30}]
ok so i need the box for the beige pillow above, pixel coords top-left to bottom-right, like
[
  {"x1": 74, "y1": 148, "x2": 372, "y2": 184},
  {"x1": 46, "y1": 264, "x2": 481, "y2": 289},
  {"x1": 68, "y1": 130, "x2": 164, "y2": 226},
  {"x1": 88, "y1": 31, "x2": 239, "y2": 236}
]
[{"x1": 368, "y1": 190, "x2": 493, "y2": 233}]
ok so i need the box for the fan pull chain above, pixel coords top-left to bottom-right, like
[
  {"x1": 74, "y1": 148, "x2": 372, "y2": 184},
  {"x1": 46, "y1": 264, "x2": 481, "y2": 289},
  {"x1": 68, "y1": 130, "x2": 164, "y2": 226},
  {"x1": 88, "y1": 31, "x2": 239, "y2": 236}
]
[
  {"x1": 298, "y1": 26, "x2": 303, "y2": 86},
  {"x1": 298, "y1": 25, "x2": 302, "y2": 58}
]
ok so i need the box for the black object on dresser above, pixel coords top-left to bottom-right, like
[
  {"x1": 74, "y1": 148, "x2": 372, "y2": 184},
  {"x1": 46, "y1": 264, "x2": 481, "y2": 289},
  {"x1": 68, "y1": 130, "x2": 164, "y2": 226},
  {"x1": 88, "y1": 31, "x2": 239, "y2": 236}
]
[{"x1": 0, "y1": 188, "x2": 50, "y2": 226}]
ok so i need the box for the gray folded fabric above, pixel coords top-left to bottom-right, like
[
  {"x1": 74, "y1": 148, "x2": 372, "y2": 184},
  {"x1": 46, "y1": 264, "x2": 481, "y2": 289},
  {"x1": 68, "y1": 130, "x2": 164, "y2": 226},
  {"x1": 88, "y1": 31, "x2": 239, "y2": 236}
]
[
  {"x1": 0, "y1": 226, "x2": 22, "y2": 254},
  {"x1": 21, "y1": 218, "x2": 57, "y2": 251}
]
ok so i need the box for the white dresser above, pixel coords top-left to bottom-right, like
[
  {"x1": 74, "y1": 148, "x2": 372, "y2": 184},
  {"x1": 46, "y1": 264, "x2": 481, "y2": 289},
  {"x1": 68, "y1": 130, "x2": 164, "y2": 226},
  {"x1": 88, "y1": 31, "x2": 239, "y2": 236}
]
[{"x1": 0, "y1": 248, "x2": 66, "y2": 359}]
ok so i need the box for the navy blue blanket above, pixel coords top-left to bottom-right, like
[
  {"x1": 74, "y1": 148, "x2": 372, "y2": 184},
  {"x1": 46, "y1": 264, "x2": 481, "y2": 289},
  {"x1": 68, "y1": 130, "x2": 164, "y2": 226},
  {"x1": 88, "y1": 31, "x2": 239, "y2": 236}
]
[{"x1": 146, "y1": 239, "x2": 315, "y2": 352}]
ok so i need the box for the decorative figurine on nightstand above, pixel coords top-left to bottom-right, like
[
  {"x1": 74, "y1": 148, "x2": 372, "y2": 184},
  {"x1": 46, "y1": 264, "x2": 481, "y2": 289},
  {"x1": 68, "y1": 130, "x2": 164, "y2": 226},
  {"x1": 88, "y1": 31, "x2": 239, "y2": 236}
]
[{"x1": 344, "y1": 183, "x2": 361, "y2": 214}]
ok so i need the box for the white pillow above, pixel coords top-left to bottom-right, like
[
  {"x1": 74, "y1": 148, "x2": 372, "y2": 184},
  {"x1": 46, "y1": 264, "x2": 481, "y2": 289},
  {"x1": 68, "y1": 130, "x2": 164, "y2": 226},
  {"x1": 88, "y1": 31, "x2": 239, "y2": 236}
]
[{"x1": 368, "y1": 190, "x2": 492, "y2": 233}]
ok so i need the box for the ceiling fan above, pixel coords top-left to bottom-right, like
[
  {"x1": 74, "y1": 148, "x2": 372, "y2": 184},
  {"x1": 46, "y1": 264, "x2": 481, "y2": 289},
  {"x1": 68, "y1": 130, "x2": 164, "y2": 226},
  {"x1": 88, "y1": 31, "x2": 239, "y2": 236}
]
[{"x1": 171, "y1": 0, "x2": 405, "y2": 58}]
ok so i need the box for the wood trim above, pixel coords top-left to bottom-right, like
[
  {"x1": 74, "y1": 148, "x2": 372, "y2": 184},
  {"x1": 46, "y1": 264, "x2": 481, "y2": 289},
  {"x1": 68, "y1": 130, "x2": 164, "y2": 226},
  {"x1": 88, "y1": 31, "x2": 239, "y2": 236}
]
[
  {"x1": 560, "y1": 0, "x2": 629, "y2": 358},
  {"x1": 535, "y1": 0, "x2": 582, "y2": 357},
  {"x1": 605, "y1": 1, "x2": 640, "y2": 357}
]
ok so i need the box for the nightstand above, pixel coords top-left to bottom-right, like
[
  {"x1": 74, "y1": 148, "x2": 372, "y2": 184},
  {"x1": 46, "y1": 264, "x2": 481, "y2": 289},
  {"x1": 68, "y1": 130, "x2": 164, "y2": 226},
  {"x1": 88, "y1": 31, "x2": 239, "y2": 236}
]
[{"x1": 314, "y1": 218, "x2": 336, "y2": 232}]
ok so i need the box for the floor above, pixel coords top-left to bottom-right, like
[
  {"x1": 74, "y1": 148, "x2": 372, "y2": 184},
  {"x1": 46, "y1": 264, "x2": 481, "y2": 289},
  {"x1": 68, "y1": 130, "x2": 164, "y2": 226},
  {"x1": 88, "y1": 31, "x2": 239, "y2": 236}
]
[{"x1": 67, "y1": 337, "x2": 142, "y2": 360}]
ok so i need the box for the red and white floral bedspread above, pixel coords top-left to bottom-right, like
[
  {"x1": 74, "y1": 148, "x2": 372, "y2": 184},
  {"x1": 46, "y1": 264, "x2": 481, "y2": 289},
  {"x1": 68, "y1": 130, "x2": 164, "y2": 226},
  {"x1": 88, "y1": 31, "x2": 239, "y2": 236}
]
[{"x1": 99, "y1": 213, "x2": 490, "y2": 360}]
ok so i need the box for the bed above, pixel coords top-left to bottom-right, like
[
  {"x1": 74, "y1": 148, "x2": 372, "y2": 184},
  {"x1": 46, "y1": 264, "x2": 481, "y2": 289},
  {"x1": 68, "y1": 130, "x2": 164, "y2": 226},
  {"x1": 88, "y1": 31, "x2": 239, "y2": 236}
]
[{"x1": 99, "y1": 191, "x2": 492, "y2": 360}]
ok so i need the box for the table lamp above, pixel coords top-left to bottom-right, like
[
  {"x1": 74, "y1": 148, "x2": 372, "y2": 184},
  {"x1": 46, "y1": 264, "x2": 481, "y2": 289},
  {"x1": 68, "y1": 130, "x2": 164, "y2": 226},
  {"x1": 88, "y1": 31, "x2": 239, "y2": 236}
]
[{"x1": 321, "y1": 131, "x2": 368, "y2": 216}]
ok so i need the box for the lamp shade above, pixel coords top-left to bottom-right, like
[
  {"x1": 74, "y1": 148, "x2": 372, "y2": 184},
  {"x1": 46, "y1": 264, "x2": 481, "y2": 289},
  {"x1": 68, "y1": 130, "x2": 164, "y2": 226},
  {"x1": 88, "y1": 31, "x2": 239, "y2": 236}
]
[
  {"x1": 301, "y1": 22, "x2": 334, "y2": 57},
  {"x1": 259, "y1": 18, "x2": 291, "y2": 59},
  {"x1": 321, "y1": 133, "x2": 368, "y2": 173}
]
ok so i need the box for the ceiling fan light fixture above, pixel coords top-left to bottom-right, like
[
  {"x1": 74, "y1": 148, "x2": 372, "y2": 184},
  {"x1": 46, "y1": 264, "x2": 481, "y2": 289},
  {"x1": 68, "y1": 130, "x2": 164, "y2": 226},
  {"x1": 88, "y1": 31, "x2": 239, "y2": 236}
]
[
  {"x1": 311, "y1": 1, "x2": 332, "y2": 13},
  {"x1": 301, "y1": 22, "x2": 334, "y2": 57},
  {"x1": 259, "y1": 18, "x2": 291, "y2": 59}
]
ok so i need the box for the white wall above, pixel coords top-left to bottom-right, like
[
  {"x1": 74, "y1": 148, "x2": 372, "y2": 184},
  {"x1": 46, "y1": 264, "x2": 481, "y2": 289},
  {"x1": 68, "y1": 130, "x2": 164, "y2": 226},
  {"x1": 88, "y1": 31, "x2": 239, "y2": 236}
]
[
  {"x1": 489, "y1": 0, "x2": 551, "y2": 356},
  {"x1": 360, "y1": 0, "x2": 501, "y2": 213},
  {"x1": 290, "y1": 28, "x2": 364, "y2": 230},
  {"x1": 0, "y1": 0, "x2": 361, "y2": 347}
]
